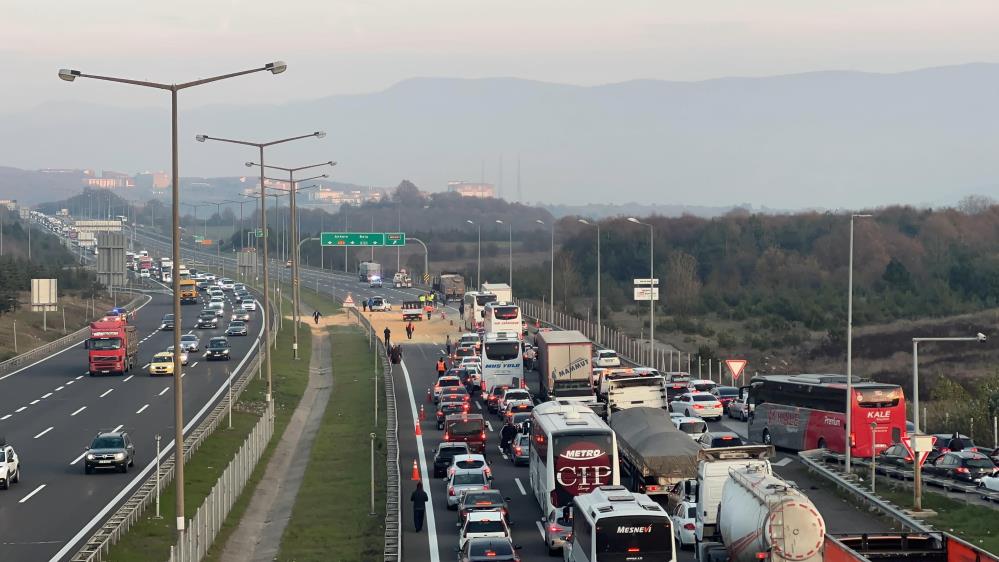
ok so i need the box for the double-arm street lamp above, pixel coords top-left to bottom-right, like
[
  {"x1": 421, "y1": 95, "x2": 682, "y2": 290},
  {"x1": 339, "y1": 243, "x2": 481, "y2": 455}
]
[
  {"x1": 58, "y1": 60, "x2": 287, "y2": 544},
  {"x1": 195, "y1": 131, "x2": 326, "y2": 402},
  {"x1": 578, "y1": 218, "x2": 601, "y2": 340},
  {"x1": 535, "y1": 219, "x2": 554, "y2": 323},
  {"x1": 627, "y1": 217, "x2": 654, "y2": 366},
  {"x1": 466, "y1": 220, "x2": 481, "y2": 289}
]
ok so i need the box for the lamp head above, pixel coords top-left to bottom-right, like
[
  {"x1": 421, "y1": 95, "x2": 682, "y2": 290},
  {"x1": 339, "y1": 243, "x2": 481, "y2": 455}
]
[
  {"x1": 578, "y1": 218, "x2": 590, "y2": 225},
  {"x1": 978, "y1": 332, "x2": 988, "y2": 343},
  {"x1": 58, "y1": 69, "x2": 80, "y2": 82},
  {"x1": 320, "y1": 174, "x2": 329, "y2": 179},
  {"x1": 195, "y1": 135, "x2": 207, "y2": 143},
  {"x1": 245, "y1": 162, "x2": 255, "y2": 168},
  {"x1": 627, "y1": 217, "x2": 640, "y2": 224},
  {"x1": 535, "y1": 219, "x2": 545, "y2": 225},
  {"x1": 314, "y1": 131, "x2": 326, "y2": 139},
  {"x1": 466, "y1": 219, "x2": 474, "y2": 225},
  {"x1": 266, "y1": 61, "x2": 288, "y2": 75},
  {"x1": 495, "y1": 220, "x2": 504, "y2": 224}
]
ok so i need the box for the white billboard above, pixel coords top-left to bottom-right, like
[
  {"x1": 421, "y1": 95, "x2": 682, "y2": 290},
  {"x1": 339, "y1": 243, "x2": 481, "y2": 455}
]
[{"x1": 31, "y1": 278, "x2": 58, "y2": 312}]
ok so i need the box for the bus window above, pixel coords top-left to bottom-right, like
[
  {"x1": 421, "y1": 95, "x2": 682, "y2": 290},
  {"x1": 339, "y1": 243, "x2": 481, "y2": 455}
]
[
  {"x1": 492, "y1": 305, "x2": 519, "y2": 320},
  {"x1": 484, "y1": 341, "x2": 519, "y2": 361},
  {"x1": 595, "y1": 517, "x2": 672, "y2": 556}
]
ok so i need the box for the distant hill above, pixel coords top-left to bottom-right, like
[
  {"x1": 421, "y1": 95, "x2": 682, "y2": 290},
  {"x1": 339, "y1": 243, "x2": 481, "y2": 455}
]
[{"x1": 5, "y1": 64, "x2": 999, "y2": 207}]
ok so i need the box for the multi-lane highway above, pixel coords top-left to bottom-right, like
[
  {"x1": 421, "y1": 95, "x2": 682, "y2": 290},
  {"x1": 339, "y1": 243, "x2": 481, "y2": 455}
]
[
  {"x1": 0, "y1": 278, "x2": 263, "y2": 561},
  {"x1": 131, "y1": 227, "x2": 894, "y2": 561}
]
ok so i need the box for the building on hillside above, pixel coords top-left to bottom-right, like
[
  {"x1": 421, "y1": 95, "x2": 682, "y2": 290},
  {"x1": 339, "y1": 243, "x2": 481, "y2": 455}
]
[
  {"x1": 135, "y1": 171, "x2": 170, "y2": 189},
  {"x1": 447, "y1": 181, "x2": 495, "y2": 198},
  {"x1": 0, "y1": 199, "x2": 17, "y2": 211},
  {"x1": 82, "y1": 170, "x2": 135, "y2": 189}
]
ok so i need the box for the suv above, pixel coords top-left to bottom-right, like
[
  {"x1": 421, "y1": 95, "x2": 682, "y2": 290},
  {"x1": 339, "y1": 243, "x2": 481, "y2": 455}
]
[
  {"x1": 0, "y1": 443, "x2": 21, "y2": 489},
  {"x1": 206, "y1": 337, "x2": 231, "y2": 361},
  {"x1": 84, "y1": 431, "x2": 135, "y2": 474},
  {"x1": 160, "y1": 314, "x2": 175, "y2": 331},
  {"x1": 196, "y1": 310, "x2": 219, "y2": 329}
]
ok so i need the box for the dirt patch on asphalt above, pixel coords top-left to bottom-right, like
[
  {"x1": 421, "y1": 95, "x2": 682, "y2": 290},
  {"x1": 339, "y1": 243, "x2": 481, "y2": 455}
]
[{"x1": 360, "y1": 308, "x2": 464, "y2": 346}]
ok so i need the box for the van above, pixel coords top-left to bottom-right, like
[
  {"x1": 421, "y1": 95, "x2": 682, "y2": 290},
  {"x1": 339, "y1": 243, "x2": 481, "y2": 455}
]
[{"x1": 443, "y1": 414, "x2": 486, "y2": 454}]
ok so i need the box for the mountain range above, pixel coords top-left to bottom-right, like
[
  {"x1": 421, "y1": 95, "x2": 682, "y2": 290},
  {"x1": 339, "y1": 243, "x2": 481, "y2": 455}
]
[{"x1": 3, "y1": 64, "x2": 999, "y2": 208}]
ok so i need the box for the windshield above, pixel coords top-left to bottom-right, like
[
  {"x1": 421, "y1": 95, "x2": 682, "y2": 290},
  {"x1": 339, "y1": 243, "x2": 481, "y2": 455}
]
[
  {"x1": 691, "y1": 382, "x2": 716, "y2": 392},
  {"x1": 91, "y1": 437, "x2": 124, "y2": 449},
  {"x1": 152, "y1": 355, "x2": 172, "y2": 363},
  {"x1": 692, "y1": 394, "x2": 717, "y2": 402},
  {"x1": 163, "y1": 315, "x2": 174, "y2": 321},
  {"x1": 89, "y1": 338, "x2": 122, "y2": 350},
  {"x1": 716, "y1": 387, "x2": 739, "y2": 397},
  {"x1": 449, "y1": 420, "x2": 484, "y2": 436},
  {"x1": 181, "y1": 336, "x2": 197, "y2": 343},
  {"x1": 554, "y1": 380, "x2": 595, "y2": 397},
  {"x1": 466, "y1": 520, "x2": 505, "y2": 534},
  {"x1": 209, "y1": 339, "x2": 228, "y2": 348},
  {"x1": 476, "y1": 294, "x2": 497, "y2": 307},
  {"x1": 505, "y1": 390, "x2": 530, "y2": 401},
  {"x1": 453, "y1": 472, "x2": 486, "y2": 485},
  {"x1": 966, "y1": 458, "x2": 996, "y2": 468},
  {"x1": 609, "y1": 377, "x2": 663, "y2": 389},
  {"x1": 229, "y1": 322, "x2": 245, "y2": 328},
  {"x1": 679, "y1": 422, "x2": 706, "y2": 433},
  {"x1": 470, "y1": 540, "x2": 513, "y2": 556},
  {"x1": 595, "y1": 516, "x2": 672, "y2": 556},
  {"x1": 485, "y1": 341, "x2": 520, "y2": 360},
  {"x1": 439, "y1": 447, "x2": 466, "y2": 459},
  {"x1": 439, "y1": 379, "x2": 460, "y2": 387},
  {"x1": 492, "y1": 306, "x2": 519, "y2": 320},
  {"x1": 711, "y1": 436, "x2": 745, "y2": 447},
  {"x1": 455, "y1": 459, "x2": 485, "y2": 469},
  {"x1": 856, "y1": 386, "x2": 902, "y2": 408}
]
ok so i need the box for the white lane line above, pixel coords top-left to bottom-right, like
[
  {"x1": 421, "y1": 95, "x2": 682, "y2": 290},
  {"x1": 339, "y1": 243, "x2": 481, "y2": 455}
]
[
  {"x1": 69, "y1": 451, "x2": 87, "y2": 465},
  {"x1": 1, "y1": 415, "x2": 10, "y2": 420},
  {"x1": 99, "y1": 389, "x2": 113, "y2": 398},
  {"x1": 75, "y1": 375, "x2": 84, "y2": 380},
  {"x1": 142, "y1": 363, "x2": 150, "y2": 369},
  {"x1": 55, "y1": 386, "x2": 64, "y2": 391},
  {"x1": 123, "y1": 375, "x2": 134, "y2": 382},
  {"x1": 485, "y1": 421, "x2": 494, "y2": 432},
  {"x1": 19, "y1": 484, "x2": 46, "y2": 504},
  {"x1": 112, "y1": 424, "x2": 123, "y2": 433},
  {"x1": 71, "y1": 406, "x2": 87, "y2": 417},
  {"x1": 66, "y1": 380, "x2": 75, "y2": 386},
  {"x1": 15, "y1": 407, "x2": 26, "y2": 413},
  {"x1": 190, "y1": 361, "x2": 198, "y2": 368},
  {"x1": 159, "y1": 387, "x2": 169, "y2": 396},
  {"x1": 535, "y1": 520, "x2": 547, "y2": 540},
  {"x1": 515, "y1": 477, "x2": 527, "y2": 495},
  {"x1": 774, "y1": 457, "x2": 793, "y2": 467},
  {"x1": 34, "y1": 426, "x2": 54, "y2": 439},
  {"x1": 42, "y1": 393, "x2": 52, "y2": 399},
  {"x1": 136, "y1": 404, "x2": 149, "y2": 414},
  {"x1": 474, "y1": 402, "x2": 482, "y2": 410},
  {"x1": 30, "y1": 400, "x2": 39, "y2": 405},
  {"x1": 398, "y1": 360, "x2": 441, "y2": 562}
]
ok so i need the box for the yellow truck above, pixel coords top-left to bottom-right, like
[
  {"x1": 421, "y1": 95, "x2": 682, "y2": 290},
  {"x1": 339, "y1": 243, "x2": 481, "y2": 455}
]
[{"x1": 179, "y1": 278, "x2": 198, "y2": 304}]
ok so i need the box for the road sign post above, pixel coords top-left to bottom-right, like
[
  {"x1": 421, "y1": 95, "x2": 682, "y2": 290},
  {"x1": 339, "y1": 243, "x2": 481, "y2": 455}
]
[
  {"x1": 633, "y1": 278, "x2": 660, "y2": 301},
  {"x1": 724, "y1": 359, "x2": 748, "y2": 386},
  {"x1": 321, "y1": 232, "x2": 406, "y2": 247},
  {"x1": 903, "y1": 434, "x2": 936, "y2": 511}
]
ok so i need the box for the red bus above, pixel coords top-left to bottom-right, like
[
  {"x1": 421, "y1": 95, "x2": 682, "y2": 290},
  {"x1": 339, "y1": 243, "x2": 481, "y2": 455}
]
[{"x1": 746, "y1": 374, "x2": 906, "y2": 457}]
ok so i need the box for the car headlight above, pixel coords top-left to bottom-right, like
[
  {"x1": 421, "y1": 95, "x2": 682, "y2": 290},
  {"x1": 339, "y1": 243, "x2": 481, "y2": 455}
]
[
  {"x1": 114, "y1": 452, "x2": 126, "y2": 461},
  {"x1": 86, "y1": 454, "x2": 95, "y2": 461}
]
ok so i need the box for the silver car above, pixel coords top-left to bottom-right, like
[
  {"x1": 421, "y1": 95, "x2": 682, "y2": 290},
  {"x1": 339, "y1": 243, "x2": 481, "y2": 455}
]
[
  {"x1": 446, "y1": 467, "x2": 489, "y2": 509},
  {"x1": 179, "y1": 334, "x2": 200, "y2": 352}
]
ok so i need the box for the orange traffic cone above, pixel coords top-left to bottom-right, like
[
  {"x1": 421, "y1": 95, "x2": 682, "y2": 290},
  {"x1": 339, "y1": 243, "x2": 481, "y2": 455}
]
[
  {"x1": 415, "y1": 419, "x2": 422, "y2": 436},
  {"x1": 411, "y1": 459, "x2": 420, "y2": 481},
  {"x1": 419, "y1": 405, "x2": 426, "y2": 421}
]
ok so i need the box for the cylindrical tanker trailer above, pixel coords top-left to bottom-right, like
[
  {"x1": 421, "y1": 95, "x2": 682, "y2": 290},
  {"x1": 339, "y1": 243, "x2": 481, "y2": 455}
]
[{"x1": 713, "y1": 465, "x2": 826, "y2": 562}]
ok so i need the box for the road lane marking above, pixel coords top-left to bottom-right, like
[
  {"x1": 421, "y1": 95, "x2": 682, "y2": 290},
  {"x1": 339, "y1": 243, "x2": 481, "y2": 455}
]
[
  {"x1": 112, "y1": 424, "x2": 123, "y2": 433},
  {"x1": 399, "y1": 360, "x2": 440, "y2": 562},
  {"x1": 66, "y1": 380, "x2": 75, "y2": 386},
  {"x1": 190, "y1": 361, "x2": 198, "y2": 368},
  {"x1": 15, "y1": 407, "x2": 26, "y2": 413},
  {"x1": 71, "y1": 406, "x2": 87, "y2": 416},
  {"x1": 70, "y1": 452, "x2": 87, "y2": 465},
  {"x1": 123, "y1": 375, "x2": 134, "y2": 382},
  {"x1": 485, "y1": 421, "x2": 493, "y2": 432},
  {"x1": 19, "y1": 484, "x2": 46, "y2": 504},
  {"x1": 474, "y1": 402, "x2": 482, "y2": 410},
  {"x1": 159, "y1": 387, "x2": 169, "y2": 396},
  {"x1": 535, "y1": 520, "x2": 546, "y2": 540},
  {"x1": 515, "y1": 477, "x2": 527, "y2": 495},
  {"x1": 55, "y1": 386, "x2": 64, "y2": 391},
  {"x1": 1, "y1": 415, "x2": 10, "y2": 420},
  {"x1": 34, "y1": 427, "x2": 54, "y2": 439},
  {"x1": 136, "y1": 404, "x2": 149, "y2": 414},
  {"x1": 75, "y1": 375, "x2": 84, "y2": 380},
  {"x1": 30, "y1": 400, "x2": 39, "y2": 405},
  {"x1": 99, "y1": 389, "x2": 113, "y2": 398},
  {"x1": 142, "y1": 363, "x2": 150, "y2": 369},
  {"x1": 42, "y1": 393, "x2": 52, "y2": 399},
  {"x1": 774, "y1": 457, "x2": 792, "y2": 467}
]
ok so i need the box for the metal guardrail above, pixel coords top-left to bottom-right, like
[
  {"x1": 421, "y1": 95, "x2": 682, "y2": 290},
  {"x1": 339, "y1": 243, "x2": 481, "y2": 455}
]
[
  {"x1": 798, "y1": 449, "x2": 934, "y2": 532},
  {"x1": 348, "y1": 307, "x2": 401, "y2": 562},
  {"x1": 0, "y1": 293, "x2": 150, "y2": 377},
  {"x1": 69, "y1": 293, "x2": 278, "y2": 562}
]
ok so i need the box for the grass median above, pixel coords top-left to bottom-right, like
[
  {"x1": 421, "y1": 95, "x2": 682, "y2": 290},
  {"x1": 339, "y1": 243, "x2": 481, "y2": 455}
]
[
  {"x1": 876, "y1": 483, "x2": 999, "y2": 554},
  {"x1": 108, "y1": 319, "x2": 312, "y2": 562},
  {"x1": 277, "y1": 323, "x2": 388, "y2": 561}
]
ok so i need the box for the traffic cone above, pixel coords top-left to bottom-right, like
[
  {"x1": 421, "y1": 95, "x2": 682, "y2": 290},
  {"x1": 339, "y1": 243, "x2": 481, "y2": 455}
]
[
  {"x1": 415, "y1": 419, "x2": 422, "y2": 436},
  {"x1": 419, "y1": 404, "x2": 426, "y2": 421},
  {"x1": 411, "y1": 459, "x2": 420, "y2": 481}
]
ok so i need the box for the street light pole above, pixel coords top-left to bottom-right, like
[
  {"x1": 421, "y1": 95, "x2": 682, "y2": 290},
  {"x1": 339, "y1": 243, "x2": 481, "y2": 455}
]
[
  {"x1": 628, "y1": 218, "x2": 654, "y2": 365},
  {"x1": 59, "y1": 59, "x2": 287, "y2": 545},
  {"x1": 578, "y1": 218, "x2": 601, "y2": 340},
  {"x1": 846, "y1": 213, "x2": 871, "y2": 473},
  {"x1": 466, "y1": 220, "x2": 481, "y2": 289},
  {"x1": 535, "y1": 219, "x2": 554, "y2": 323},
  {"x1": 496, "y1": 220, "x2": 512, "y2": 289}
]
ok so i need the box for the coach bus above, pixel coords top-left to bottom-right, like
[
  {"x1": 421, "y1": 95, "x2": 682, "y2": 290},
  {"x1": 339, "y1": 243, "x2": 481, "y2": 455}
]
[
  {"x1": 483, "y1": 301, "x2": 522, "y2": 339},
  {"x1": 531, "y1": 401, "x2": 619, "y2": 555},
  {"x1": 566, "y1": 486, "x2": 676, "y2": 562},
  {"x1": 463, "y1": 291, "x2": 498, "y2": 331},
  {"x1": 481, "y1": 331, "x2": 524, "y2": 391},
  {"x1": 746, "y1": 374, "x2": 907, "y2": 458}
]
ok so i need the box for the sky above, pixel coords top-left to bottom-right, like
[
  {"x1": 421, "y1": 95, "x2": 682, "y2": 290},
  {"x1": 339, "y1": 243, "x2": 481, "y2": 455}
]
[{"x1": 5, "y1": 0, "x2": 999, "y2": 112}]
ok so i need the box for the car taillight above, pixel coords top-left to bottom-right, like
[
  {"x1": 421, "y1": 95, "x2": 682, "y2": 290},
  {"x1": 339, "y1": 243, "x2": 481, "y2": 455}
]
[
  {"x1": 627, "y1": 548, "x2": 640, "y2": 553},
  {"x1": 444, "y1": 433, "x2": 449, "y2": 440},
  {"x1": 449, "y1": 487, "x2": 456, "y2": 496},
  {"x1": 644, "y1": 484, "x2": 660, "y2": 492},
  {"x1": 549, "y1": 525, "x2": 560, "y2": 533},
  {"x1": 684, "y1": 523, "x2": 695, "y2": 530},
  {"x1": 692, "y1": 404, "x2": 703, "y2": 409},
  {"x1": 514, "y1": 447, "x2": 522, "y2": 454},
  {"x1": 480, "y1": 432, "x2": 487, "y2": 440},
  {"x1": 437, "y1": 410, "x2": 443, "y2": 416},
  {"x1": 956, "y1": 467, "x2": 970, "y2": 474},
  {"x1": 904, "y1": 455, "x2": 913, "y2": 462}
]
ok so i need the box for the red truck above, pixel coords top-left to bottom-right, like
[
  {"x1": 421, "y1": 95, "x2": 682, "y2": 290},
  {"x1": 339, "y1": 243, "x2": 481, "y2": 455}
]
[{"x1": 85, "y1": 317, "x2": 138, "y2": 376}]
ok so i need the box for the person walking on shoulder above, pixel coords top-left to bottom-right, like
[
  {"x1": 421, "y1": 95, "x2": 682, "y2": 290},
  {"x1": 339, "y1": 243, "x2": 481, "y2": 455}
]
[{"x1": 411, "y1": 481, "x2": 429, "y2": 532}]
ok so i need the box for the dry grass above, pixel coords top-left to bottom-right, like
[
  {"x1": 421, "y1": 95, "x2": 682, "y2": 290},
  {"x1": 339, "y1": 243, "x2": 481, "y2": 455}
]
[{"x1": 0, "y1": 292, "x2": 116, "y2": 361}]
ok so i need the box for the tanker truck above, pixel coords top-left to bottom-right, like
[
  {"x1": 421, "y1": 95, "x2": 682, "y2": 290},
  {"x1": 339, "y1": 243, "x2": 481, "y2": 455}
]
[
  {"x1": 696, "y1": 464, "x2": 826, "y2": 562},
  {"x1": 694, "y1": 445, "x2": 774, "y2": 549}
]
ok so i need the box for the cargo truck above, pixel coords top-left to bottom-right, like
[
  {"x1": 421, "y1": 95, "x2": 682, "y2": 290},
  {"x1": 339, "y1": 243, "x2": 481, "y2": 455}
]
[
  {"x1": 433, "y1": 272, "x2": 465, "y2": 302},
  {"x1": 393, "y1": 270, "x2": 413, "y2": 288},
  {"x1": 597, "y1": 367, "x2": 669, "y2": 417},
  {"x1": 358, "y1": 261, "x2": 381, "y2": 283},
  {"x1": 479, "y1": 282, "x2": 512, "y2": 303},
  {"x1": 179, "y1": 278, "x2": 199, "y2": 304},
  {"x1": 535, "y1": 330, "x2": 604, "y2": 415},
  {"x1": 610, "y1": 407, "x2": 701, "y2": 500},
  {"x1": 85, "y1": 317, "x2": 138, "y2": 376}
]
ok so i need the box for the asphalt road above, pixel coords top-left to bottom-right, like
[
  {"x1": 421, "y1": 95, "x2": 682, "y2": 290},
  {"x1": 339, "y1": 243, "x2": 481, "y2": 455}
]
[{"x1": 0, "y1": 278, "x2": 263, "y2": 561}]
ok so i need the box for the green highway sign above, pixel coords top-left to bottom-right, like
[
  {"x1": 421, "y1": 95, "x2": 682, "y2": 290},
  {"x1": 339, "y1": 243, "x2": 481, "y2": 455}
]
[
  {"x1": 254, "y1": 229, "x2": 266, "y2": 238},
  {"x1": 321, "y1": 232, "x2": 407, "y2": 247}
]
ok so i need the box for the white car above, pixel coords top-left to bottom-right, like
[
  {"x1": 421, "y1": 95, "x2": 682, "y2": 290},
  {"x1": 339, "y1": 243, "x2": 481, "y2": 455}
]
[
  {"x1": 458, "y1": 510, "x2": 510, "y2": 551},
  {"x1": 241, "y1": 300, "x2": 257, "y2": 311},
  {"x1": 165, "y1": 346, "x2": 190, "y2": 366},
  {"x1": 671, "y1": 392, "x2": 724, "y2": 421},
  {"x1": 496, "y1": 389, "x2": 531, "y2": 416},
  {"x1": 179, "y1": 334, "x2": 200, "y2": 352},
  {"x1": 203, "y1": 274, "x2": 216, "y2": 282},
  {"x1": 139, "y1": 269, "x2": 151, "y2": 278},
  {"x1": 447, "y1": 454, "x2": 493, "y2": 480},
  {"x1": 687, "y1": 379, "x2": 718, "y2": 393},
  {"x1": 208, "y1": 301, "x2": 225, "y2": 317},
  {"x1": 0, "y1": 443, "x2": 21, "y2": 489},
  {"x1": 670, "y1": 500, "x2": 697, "y2": 549},
  {"x1": 446, "y1": 467, "x2": 490, "y2": 508},
  {"x1": 459, "y1": 357, "x2": 481, "y2": 369},
  {"x1": 593, "y1": 349, "x2": 621, "y2": 368},
  {"x1": 980, "y1": 473, "x2": 999, "y2": 493},
  {"x1": 219, "y1": 278, "x2": 235, "y2": 291},
  {"x1": 369, "y1": 296, "x2": 391, "y2": 312},
  {"x1": 672, "y1": 416, "x2": 708, "y2": 440}
]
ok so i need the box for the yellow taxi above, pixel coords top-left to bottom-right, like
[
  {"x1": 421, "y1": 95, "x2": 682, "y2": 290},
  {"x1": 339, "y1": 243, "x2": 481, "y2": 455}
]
[{"x1": 148, "y1": 352, "x2": 175, "y2": 376}]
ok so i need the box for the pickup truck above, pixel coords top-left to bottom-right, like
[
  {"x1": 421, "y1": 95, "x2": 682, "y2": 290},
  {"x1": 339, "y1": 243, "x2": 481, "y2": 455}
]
[{"x1": 402, "y1": 300, "x2": 423, "y2": 321}]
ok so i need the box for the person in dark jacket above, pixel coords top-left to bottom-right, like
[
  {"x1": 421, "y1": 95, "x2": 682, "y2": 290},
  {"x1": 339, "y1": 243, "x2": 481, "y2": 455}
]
[
  {"x1": 384, "y1": 327, "x2": 392, "y2": 348},
  {"x1": 500, "y1": 423, "x2": 518, "y2": 455},
  {"x1": 411, "y1": 481, "x2": 429, "y2": 531}
]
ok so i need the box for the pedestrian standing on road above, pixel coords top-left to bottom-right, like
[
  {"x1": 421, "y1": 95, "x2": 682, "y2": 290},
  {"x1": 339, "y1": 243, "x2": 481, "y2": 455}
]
[
  {"x1": 411, "y1": 481, "x2": 429, "y2": 532},
  {"x1": 406, "y1": 321, "x2": 414, "y2": 340},
  {"x1": 362, "y1": 299, "x2": 368, "y2": 312},
  {"x1": 458, "y1": 301, "x2": 465, "y2": 319},
  {"x1": 384, "y1": 326, "x2": 392, "y2": 348},
  {"x1": 426, "y1": 307, "x2": 432, "y2": 320},
  {"x1": 313, "y1": 310, "x2": 321, "y2": 324}
]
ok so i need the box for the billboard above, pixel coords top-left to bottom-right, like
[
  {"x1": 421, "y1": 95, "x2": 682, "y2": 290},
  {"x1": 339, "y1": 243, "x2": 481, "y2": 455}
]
[{"x1": 31, "y1": 279, "x2": 58, "y2": 312}]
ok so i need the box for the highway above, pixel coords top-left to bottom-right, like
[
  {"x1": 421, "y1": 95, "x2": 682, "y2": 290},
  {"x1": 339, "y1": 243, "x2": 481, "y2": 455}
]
[
  {"x1": 0, "y1": 273, "x2": 263, "y2": 561},
  {"x1": 130, "y1": 228, "x2": 894, "y2": 561}
]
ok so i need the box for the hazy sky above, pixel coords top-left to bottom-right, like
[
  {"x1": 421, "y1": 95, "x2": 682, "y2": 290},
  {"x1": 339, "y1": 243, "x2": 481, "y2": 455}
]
[{"x1": 5, "y1": 0, "x2": 999, "y2": 112}]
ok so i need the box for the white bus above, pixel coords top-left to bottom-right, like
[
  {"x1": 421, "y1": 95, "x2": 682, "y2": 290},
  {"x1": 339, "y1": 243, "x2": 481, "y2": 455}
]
[
  {"x1": 463, "y1": 291, "x2": 497, "y2": 331},
  {"x1": 530, "y1": 401, "x2": 619, "y2": 554},
  {"x1": 566, "y1": 486, "x2": 676, "y2": 562},
  {"x1": 483, "y1": 302, "x2": 522, "y2": 340},
  {"x1": 481, "y1": 331, "x2": 524, "y2": 391}
]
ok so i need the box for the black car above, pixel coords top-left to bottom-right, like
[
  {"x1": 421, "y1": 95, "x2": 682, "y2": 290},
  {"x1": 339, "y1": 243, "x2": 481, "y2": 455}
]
[
  {"x1": 925, "y1": 451, "x2": 997, "y2": 483},
  {"x1": 928, "y1": 433, "x2": 979, "y2": 463},
  {"x1": 877, "y1": 443, "x2": 915, "y2": 470},
  {"x1": 458, "y1": 489, "x2": 513, "y2": 524},
  {"x1": 432, "y1": 442, "x2": 470, "y2": 478},
  {"x1": 160, "y1": 314, "x2": 175, "y2": 331},
  {"x1": 84, "y1": 431, "x2": 135, "y2": 474},
  {"x1": 196, "y1": 311, "x2": 219, "y2": 329},
  {"x1": 457, "y1": 538, "x2": 521, "y2": 562},
  {"x1": 437, "y1": 401, "x2": 467, "y2": 430},
  {"x1": 205, "y1": 337, "x2": 231, "y2": 361}
]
